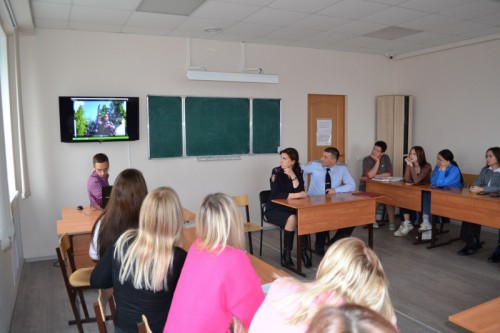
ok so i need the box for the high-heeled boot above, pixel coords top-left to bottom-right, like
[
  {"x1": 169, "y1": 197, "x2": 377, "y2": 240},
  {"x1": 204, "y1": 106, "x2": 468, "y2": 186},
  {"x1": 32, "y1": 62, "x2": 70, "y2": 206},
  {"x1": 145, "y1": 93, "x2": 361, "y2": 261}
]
[
  {"x1": 282, "y1": 230, "x2": 295, "y2": 268},
  {"x1": 301, "y1": 235, "x2": 312, "y2": 268}
]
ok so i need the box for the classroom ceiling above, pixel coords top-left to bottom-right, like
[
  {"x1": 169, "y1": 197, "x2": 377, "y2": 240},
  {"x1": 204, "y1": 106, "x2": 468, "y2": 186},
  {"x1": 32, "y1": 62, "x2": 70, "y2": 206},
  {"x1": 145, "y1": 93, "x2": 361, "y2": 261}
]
[{"x1": 8, "y1": 0, "x2": 500, "y2": 58}]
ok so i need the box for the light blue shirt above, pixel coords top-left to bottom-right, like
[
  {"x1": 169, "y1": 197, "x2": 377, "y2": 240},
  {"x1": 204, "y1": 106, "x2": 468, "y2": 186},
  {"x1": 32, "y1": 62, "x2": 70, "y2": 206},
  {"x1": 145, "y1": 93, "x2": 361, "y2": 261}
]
[{"x1": 301, "y1": 161, "x2": 356, "y2": 195}]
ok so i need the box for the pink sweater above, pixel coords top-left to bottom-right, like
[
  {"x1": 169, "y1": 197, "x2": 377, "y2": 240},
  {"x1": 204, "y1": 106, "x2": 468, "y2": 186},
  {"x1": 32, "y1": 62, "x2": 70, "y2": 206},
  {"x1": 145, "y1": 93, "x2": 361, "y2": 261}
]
[
  {"x1": 249, "y1": 277, "x2": 343, "y2": 333},
  {"x1": 164, "y1": 240, "x2": 264, "y2": 333}
]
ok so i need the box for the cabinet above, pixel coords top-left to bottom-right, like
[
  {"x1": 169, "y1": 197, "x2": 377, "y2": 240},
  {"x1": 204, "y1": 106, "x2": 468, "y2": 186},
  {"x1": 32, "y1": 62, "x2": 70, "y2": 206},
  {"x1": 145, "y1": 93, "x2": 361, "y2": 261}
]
[{"x1": 376, "y1": 95, "x2": 413, "y2": 177}]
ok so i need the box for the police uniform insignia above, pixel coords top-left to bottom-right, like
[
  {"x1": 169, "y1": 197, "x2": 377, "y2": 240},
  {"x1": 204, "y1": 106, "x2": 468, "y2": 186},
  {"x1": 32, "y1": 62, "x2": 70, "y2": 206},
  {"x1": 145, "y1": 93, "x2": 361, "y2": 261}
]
[{"x1": 271, "y1": 174, "x2": 276, "y2": 182}]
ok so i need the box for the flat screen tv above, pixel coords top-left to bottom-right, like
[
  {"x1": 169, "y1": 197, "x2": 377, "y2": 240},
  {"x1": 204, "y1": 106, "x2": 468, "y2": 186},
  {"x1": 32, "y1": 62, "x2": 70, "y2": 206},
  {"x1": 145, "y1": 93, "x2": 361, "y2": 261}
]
[{"x1": 59, "y1": 96, "x2": 139, "y2": 142}]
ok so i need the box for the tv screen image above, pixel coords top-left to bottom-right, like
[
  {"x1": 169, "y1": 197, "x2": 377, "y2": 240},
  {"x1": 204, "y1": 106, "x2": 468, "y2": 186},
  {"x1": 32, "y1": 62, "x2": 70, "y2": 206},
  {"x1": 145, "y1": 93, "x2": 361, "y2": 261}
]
[{"x1": 59, "y1": 96, "x2": 139, "y2": 142}]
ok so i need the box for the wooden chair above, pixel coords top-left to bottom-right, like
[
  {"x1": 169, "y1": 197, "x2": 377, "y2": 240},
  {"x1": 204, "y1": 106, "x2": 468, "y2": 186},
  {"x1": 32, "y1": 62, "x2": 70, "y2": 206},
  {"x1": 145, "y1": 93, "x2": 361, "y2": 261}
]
[
  {"x1": 93, "y1": 291, "x2": 116, "y2": 333},
  {"x1": 137, "y1": 314, "x2": 152, "y2": 333},
  {"x1": 232, "y1": 194, "x2": 263, "y2": 255},
  {"x1": 259, "y1": 190, "x2": 277, "y2": 256},
  {"x1": 55, "y1": 233, "x2": 95, "y2": 333}
]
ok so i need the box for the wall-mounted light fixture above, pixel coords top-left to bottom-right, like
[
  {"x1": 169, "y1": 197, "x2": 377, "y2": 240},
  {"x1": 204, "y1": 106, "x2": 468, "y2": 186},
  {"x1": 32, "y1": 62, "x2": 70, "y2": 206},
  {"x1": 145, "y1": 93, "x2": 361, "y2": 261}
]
[{"x1": 186, "y1": 69, "x2": 279, "y2": 84}]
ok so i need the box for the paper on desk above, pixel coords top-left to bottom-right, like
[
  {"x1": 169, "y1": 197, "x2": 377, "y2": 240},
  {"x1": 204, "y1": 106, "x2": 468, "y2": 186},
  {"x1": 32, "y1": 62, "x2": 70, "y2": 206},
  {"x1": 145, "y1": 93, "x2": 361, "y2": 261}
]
[{"x1": 373, "y1": 176, "x2": 403, "y2": 182}]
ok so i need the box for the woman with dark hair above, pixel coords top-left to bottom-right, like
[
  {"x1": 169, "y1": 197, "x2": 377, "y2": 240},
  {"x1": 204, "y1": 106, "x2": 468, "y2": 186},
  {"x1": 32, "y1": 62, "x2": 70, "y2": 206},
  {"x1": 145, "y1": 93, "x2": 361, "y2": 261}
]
[
  {"x1": 89, "y1": 168, "x2": 148, "y2": 260},
  {"x1": 419, "y1": 149, "x2": 462, "y2": 240},
  {"x1": 394, "y1": 146, "x2": 432, "y2": 237},
  {"x1": 265, "y1": 148, "x2": 309, "y2": 268},
  {"x1": 459, "y1": 147, "x2": 500, "y2": 257}
]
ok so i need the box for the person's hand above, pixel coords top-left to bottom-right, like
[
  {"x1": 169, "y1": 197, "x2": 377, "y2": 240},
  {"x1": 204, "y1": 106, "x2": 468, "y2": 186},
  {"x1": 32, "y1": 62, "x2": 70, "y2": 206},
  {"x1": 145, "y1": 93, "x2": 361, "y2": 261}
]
[
  {"x1": 469, "y1": 186, "x2": 484, "y2": 193},
  {"x1": 405, "y1": 157, "x2": 413, "y2": 167},
  {"x1": 283, "y1": 167, "x2": 295, "y2": 179},
  {"x1": 370, "y1": 154, "x2": 380, "y2": 163},
  {"x1": 326, "y1": 188, "x2": 336, "y2": 195}
]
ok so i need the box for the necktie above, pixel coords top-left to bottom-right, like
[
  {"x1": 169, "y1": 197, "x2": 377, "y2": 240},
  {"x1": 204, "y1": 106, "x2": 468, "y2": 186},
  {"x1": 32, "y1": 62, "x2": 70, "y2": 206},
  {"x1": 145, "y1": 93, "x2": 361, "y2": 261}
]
[{"x1": 325, "y1": 168, "x2": 331, "y2": 193}]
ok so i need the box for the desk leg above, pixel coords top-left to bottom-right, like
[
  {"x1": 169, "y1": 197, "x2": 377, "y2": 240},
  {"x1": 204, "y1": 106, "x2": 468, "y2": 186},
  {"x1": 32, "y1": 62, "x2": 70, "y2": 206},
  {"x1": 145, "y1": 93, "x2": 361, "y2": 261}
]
[
  {"x1": 368, "y1": 224, "x2": 373, "y2": 248},
  {"x1": 296, "y1": 235, "x2": 302, "y2": 275}
]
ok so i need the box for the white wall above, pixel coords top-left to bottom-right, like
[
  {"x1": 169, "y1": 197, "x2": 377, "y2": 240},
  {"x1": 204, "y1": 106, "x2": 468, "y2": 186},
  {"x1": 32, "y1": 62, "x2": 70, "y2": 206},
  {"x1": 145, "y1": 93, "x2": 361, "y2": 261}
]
[
  {"x1": 396, "y1": 39, "x2": 500, "y2": 173},
  {"x1": 18, "y1": 29, "x2": 395, "y2": 259}
]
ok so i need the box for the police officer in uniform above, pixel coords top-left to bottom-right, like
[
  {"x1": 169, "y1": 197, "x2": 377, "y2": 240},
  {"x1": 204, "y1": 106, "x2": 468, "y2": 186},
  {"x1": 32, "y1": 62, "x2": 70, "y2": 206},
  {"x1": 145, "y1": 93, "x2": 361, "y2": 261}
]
[{"x1": 265, "y1": 147, "x2": 311, "y2": 268}]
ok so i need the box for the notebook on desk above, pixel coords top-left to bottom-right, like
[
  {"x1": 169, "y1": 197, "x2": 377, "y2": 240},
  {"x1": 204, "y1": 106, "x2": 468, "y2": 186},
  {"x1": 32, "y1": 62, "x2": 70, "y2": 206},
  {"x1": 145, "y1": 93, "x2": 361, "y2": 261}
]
[{"x1": 101, "y1": 186, "x2": 112, "y2": 209}]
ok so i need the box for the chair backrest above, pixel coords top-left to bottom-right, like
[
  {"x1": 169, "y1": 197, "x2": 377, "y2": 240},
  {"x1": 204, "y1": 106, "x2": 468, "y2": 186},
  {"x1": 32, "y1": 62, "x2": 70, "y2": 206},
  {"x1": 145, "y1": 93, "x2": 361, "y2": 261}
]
[
  {"x1": 56, "y1": 233, "x2": 76, "y2": 279},
  {"x1": 462, "y1": 173, "x2": 478, "y2": 188},
  {"x1": 93, "y1": 291, "x2": 116, "y2": 333},
  {"x1": 137, "y1": 314, "x2": 152, "y2": 333},
  {"x1": 259, "y1": 190, "x2": 271, "y2": 224},
  {"x1": 232, "y1": 194, "x2": 250, "y2": 222}
]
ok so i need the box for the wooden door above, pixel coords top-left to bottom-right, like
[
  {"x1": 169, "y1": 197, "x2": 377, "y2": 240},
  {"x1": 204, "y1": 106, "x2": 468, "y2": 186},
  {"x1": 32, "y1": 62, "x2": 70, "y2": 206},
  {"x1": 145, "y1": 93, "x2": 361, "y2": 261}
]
[{"x1": 307, "y1": 95, "x2": 345, "y2": 163}]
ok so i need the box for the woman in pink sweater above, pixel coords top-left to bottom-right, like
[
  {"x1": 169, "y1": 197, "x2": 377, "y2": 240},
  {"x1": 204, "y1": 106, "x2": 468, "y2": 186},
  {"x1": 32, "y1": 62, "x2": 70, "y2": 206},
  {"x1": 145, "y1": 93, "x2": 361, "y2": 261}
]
[{"x1": 164, "y1": 193, "x2": 264, "y2": 333}]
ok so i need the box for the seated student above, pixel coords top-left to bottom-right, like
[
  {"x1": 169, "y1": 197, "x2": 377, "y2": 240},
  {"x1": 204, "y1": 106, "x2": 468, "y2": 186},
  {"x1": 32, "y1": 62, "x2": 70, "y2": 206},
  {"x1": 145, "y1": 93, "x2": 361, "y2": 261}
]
[
  {"x1": 164, "y1": 193, "x2": 265, "y2": 333},
  {"x1": 359, "y1": 141, "x2": 396, "y2": 230},
  {"x1": 419, "y1": 149, "x2": 463, "y2": 240},
  {"x1": 249, "y1": 238, "x2": 395, "y2": 333},
  {"x1": 87, "y1": 153, "x2": 110, "y2": 209},
  {"x1": 89, "y1": 168, "x2": 148, "y2": 261},
  {"x1": 459, "y1": 147, "x2": 500, "y2": 256},
  {"x1": 302, "y1": 147, "x2": 356, "y2": 255},
  {"x1": 394, "y1": 146, "x2": 432, "y2": 237},
  {"x1": 90, "y1": 187, "x2": 187, "y2": 333},
  {"x1": 306, "y1": 304, "x2": 398, "y2": 333},
  {"x1": 265, "y1": 148, "x2": 309, "y2": 268}
]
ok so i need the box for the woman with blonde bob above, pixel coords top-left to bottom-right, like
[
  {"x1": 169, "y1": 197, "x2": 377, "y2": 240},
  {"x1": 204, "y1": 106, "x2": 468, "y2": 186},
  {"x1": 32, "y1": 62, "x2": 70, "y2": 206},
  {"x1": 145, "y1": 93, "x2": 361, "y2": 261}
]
[
  {"x1": 91, "y1": 187, "x2": 187, "y2": 333},
  {"x1": 249, "y1": 238, "x2": 396, "y2": 333},
  {"x1": 164, "y1": 193, "x2": 264, "y2": 333}
]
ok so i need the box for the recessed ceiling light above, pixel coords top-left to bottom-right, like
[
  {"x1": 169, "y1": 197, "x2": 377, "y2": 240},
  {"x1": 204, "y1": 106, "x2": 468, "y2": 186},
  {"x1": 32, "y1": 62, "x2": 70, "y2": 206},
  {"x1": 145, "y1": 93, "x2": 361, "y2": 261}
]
[{"x1": 203, "y1": 27, "x2": 222, "y2": 33}]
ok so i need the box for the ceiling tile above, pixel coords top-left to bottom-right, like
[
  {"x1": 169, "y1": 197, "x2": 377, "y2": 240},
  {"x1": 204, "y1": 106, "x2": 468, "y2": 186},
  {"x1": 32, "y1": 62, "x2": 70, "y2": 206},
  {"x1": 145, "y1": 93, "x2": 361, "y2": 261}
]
[
  {"x1": 398, "y1": 0, "x2": 476, "y2": 13},
  {"x1": 73, "y1": 0, "x2": 141, "y2": 11},
  {"x1": 32, "y1": 2, "x2": 71, "y2": 20},
  {"x1": 71, "y1": 6, "x2": 131, "y2": 25},
  {"x1": 69, "y1": 20, "x2": 122, "y2": 33},
  {"x1": 440, "y1": 0, "x2": 500, "y2": 20},
  {"x1": 268, "y1": 0, "x2": 342, "y2": 14},
  {"x1": 318, "y1": 0, "x2": 389, "y2": 19},
  {"x1": 174, "y1": 17, "x2": 236, "y2": 32},
  {"x1": 192, "y1": 1, "x2": 261, "y2": 21},
  {"x1": 361, "y1": 6, "x2": 428, "y2": 25},
  {"x1": 289, "y1": 15, "x2": 350, "y2": 31},
  {"x1": 243, "y1": 8, "x2": 309, "y2": 26},
  {"x1": 434, "y1": 21, "x2": 490, "y2": 35},
  {"x1": 399, "y1": 14, "x2": 460, "y2": 31},
  {"x1": 334, "y1": 20, "x2": 387, "y2": 36},
  {"x1": 127, "y1": 12, "x2": 186, "y2": 29},
  {"x1": 223, "y1": 22, "x2": 278, "y2": 37}
]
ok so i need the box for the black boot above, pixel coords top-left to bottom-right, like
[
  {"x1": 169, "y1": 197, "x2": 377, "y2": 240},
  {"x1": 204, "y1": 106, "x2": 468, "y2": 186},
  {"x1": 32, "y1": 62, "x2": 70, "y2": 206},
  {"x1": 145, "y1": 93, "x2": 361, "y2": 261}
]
[
  {"x1": 301, "y1": 235, "x2": 312, "y2": 268},
  {"x1": 282, "y1": 230, "x2": 295, "y2": 268}
]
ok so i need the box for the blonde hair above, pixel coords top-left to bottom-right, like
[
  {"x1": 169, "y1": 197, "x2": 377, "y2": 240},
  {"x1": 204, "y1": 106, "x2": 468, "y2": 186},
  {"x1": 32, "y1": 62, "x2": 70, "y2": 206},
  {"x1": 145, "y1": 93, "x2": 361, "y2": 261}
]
[
  {"x1": 115, "y1": 187, "x2": 184, "y2": 292},
  {"x1": 278, "y1": 238, "x2": 394, "y2": 325},
  {"x1": 196, "y1": 193, "x2": 245, "y2": 253}
]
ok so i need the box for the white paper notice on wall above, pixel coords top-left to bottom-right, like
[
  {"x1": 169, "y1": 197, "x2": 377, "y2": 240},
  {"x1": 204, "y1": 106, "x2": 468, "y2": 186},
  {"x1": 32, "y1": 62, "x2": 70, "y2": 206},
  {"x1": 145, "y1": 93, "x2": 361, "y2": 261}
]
[{"x1": 316, "y1": 118, "x2": 332, "y2": 146}]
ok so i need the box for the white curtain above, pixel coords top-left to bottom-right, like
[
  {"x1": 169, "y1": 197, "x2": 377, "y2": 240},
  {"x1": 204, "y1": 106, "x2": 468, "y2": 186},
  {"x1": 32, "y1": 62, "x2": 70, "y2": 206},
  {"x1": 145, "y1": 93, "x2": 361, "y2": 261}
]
[
  {"x1": 12, "y1": 30, "x2": 30, "y2": 198},
  {"x1": 0, "y1": 93, "x2": 13, "y2": 250}
]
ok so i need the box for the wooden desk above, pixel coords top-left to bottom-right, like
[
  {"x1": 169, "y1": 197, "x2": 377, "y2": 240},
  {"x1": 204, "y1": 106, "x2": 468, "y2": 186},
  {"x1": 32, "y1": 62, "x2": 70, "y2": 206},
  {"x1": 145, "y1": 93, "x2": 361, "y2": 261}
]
[
  {"x1": 430, "y1": 187, "x2": 500, "y2": 229},
  {"x1": 366, "y1": 179, "x2": 425, "y2": 211},
  {"x1": 272, "y1": 193, "x2": 379, "y2": 276},
  {"x1": 56, "y1": 206, "x2": 198, "y2": 269},
  {"x1": 449, "y1": 297, "x2": 500, "y2": 332},
  {"x1": 56, "y1": 208, "x2": 287, "y2": 285}
]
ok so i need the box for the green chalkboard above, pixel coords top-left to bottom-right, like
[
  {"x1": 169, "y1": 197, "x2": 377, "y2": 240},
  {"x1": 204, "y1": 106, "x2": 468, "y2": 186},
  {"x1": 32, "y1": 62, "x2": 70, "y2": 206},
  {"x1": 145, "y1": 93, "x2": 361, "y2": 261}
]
[
  {"x1": 148, "y1": 96, "x2": 182, "y2": 158},
  {"x1": 185, "y1": 97, "x2": 250, "y2": 156},
  {"x1": 147, "y1": 96, "x2": 280, "y2": 158},
  {"x1": 253, "y1": 99, "x2": 281, "y2": 154}
]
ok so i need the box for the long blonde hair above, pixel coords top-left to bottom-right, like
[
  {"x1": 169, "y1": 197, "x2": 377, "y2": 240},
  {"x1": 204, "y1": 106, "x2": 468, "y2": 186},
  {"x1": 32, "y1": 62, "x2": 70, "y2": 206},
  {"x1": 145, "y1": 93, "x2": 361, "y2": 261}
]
[
  {"x1": 196, "y1": 193, "x2": 245, "y2": 253},
  {"x1": 115, "y1": 187, "x2": 184, "y2": 292},
  {"x1": 278, "y1": 238, "x2": 394, "y2": 325}
]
